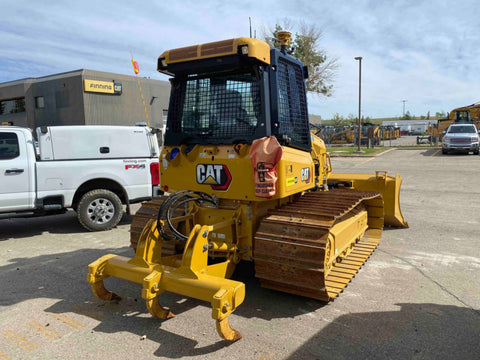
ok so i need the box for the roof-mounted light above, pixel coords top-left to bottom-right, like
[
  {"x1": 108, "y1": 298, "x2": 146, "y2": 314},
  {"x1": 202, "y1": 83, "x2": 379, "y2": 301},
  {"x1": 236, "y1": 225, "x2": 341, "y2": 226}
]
[{"x1": 240, "y1": 45, "x2": 249, "y2": 55}]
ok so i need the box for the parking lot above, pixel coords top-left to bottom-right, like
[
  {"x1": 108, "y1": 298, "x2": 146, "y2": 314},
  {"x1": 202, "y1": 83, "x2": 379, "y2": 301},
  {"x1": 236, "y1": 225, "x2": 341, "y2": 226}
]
[{"x1": 1, "y1": 149, "x2": 479, "y2": 359}]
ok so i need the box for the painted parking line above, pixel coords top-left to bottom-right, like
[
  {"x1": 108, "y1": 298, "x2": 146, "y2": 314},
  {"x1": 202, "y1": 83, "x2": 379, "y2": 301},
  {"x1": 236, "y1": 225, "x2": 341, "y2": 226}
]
[
  {"x1": 0, "y1": 349, "x2": 11, "y2": 360},
  {"x1": 360, "y1": 157, "x2": 376, "y2": 164},
  {"x1": 47, "y1": 314, "x2": 85, "y2": 330},
  {"x1": 431, "y1": 149, "x2": 441, "y2": 157},
  {"x1": 27, "y1": 320, "x2": 62, "y2": 340},
  {"x1": 2, "y1": 330, "x2": 37, "y2": 352}
]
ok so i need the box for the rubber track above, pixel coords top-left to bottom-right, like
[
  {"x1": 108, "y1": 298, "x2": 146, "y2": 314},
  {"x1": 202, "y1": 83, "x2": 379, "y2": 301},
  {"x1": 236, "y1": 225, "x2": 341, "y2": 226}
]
[{"x1": 253, "y1": 189, "x2": 383, "y2": 302}]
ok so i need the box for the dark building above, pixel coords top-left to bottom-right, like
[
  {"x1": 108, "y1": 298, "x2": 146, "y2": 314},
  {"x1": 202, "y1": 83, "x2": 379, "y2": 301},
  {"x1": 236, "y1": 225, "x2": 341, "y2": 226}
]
[{"x1": 0, "y1": 69, "x2": 170, "y2": 135}]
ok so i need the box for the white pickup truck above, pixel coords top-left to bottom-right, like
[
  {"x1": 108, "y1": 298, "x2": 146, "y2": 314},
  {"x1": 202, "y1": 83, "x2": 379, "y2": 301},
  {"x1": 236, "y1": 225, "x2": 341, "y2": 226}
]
[{"x1": 0, "y1": 125, "x2": 160, "y2": 231}]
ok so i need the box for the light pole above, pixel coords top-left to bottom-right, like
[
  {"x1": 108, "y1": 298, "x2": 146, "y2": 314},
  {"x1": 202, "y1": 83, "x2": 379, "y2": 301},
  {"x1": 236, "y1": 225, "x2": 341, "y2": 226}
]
[
  {"x1": 402, "y1": 100, "x2": 407, "y2": 117},
  {"x1": 354, "y1": 56, "x2": 362, "y2": 152}
]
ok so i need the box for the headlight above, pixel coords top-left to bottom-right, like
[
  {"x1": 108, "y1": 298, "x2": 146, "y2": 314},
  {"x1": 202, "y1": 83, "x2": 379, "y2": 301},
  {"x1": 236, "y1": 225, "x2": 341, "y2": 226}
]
[
  {"x1": 471, "y1": 136, "x2": 479, "y2": 142},
  {"x1": 443, "y1": 137, "x2": 450, "y2": 143}
]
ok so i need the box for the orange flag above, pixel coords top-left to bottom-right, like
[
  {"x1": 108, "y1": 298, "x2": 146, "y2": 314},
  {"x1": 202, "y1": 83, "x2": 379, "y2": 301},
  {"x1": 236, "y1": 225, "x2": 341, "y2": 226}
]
[{"x1": 131, "y1": 57, "x2": 139, "y2": 74}]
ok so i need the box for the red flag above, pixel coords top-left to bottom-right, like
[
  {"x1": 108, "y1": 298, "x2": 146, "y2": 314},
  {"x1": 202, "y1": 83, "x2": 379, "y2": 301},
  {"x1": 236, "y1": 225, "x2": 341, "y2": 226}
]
[{"x1": 131, "y1": 57, "x2": 139, "y2": 74}]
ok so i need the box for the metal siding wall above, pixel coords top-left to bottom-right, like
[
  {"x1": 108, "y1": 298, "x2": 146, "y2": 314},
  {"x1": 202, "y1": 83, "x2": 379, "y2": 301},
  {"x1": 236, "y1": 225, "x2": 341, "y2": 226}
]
[
  {"x1": 30, "y1": 74, "x2": 85, "y2": 128},
  {"x1": 1, "y1": 71, "x2": 170, "y2": 130},
  {"x1": 83, "y1": 72, "x2": 170, "y2": 128}
]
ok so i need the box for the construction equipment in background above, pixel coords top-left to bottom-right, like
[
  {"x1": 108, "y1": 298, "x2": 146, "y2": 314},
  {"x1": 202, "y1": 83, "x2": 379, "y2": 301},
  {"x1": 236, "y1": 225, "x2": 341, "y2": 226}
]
[
  {"x1": 329, "y1": 126, "x2": 355, "y2": 144},
  {"x1": 393, "y1": 126, "x2": 400, "y2": 139},
  {"x1": 87, "y1": 33, "x2": 408, "y2": 342},
  {"x1": 355, "y1": 123, "x2": 381, "y2": 147},
  {"x1": 380, "y1": 126, "x2": 393, "y2": 141},
  {"x1": 448, "y1": 102, "x2": 480, "y2": 126},
  {"x1": 310, "y1": 123, "x2": 329, "y2": 144},
  {"x1": 380, "y1": 125, "x2": 400, "y2": 141},
  {"x1": 419, "y1": 102, "x2": 480, "y2": 144},
  {"x1": 439, "y1": 102, "x2": 480, "y2": 137},
  {"x1": 310, "y1": 124, "x2": 338, "y2": 145}
]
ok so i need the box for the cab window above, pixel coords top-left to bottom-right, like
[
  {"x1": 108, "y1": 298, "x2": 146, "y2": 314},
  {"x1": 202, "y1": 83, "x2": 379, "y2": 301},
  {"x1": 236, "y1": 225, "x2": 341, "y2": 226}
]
[{"x1": 0, "y1": 132, "x2": 20, "y2": 160}]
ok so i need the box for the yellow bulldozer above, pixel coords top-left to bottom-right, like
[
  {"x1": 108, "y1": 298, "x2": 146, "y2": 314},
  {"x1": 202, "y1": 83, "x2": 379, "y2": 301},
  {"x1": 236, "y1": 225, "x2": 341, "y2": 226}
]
[
  {"x1": 329, "y1": 126, "x2": 355, "y2": 144},
  {"x1": 87, "y1": 32, "x2": 408, "y2": 342}
]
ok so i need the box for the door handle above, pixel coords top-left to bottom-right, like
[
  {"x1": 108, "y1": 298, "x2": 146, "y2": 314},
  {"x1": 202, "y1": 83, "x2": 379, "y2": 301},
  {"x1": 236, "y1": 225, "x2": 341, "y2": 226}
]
[{"x1": 5, "y1": 169, "x2": 24, "y2": 174}]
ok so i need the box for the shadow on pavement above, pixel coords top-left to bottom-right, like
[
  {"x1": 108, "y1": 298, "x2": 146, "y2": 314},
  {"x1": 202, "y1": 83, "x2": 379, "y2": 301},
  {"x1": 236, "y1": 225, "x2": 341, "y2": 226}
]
[
  {"x1": 287, "y1": 303, "x2": 480, "y2": 360},
  {"x1": 420, "y1": 148, "x2": 479, "y2": 157},
  {"x1": 419, "y1": 149, "x2": 442, "y2": 156},
  {"x1": 0, "y1": 246, "x2": 324, "y2": 357},
  {"x1": 4, "y1": 245, "x2": 478, "y2": 358},
  {"x1": 0, "y1": 210, "x2": 133, "y2": 240}
]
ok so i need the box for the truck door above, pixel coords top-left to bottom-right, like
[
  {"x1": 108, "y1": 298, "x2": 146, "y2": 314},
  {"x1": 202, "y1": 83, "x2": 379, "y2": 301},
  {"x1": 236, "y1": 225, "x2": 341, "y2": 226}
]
[{"x1": 0, "y1": 130, "x2": 33, "y2": 211}]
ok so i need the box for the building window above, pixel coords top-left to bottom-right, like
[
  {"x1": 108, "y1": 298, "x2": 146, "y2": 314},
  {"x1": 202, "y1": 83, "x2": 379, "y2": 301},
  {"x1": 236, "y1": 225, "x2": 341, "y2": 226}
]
[
  {"x1": 35, "y1": 96, "x2": 45, "y2": 109},
  {"x1": 0, "y1": 132, "x2": 20, "y2": 160},
  {"x1": 0, "y1": 98, "x2": 26, "y2": 115}
]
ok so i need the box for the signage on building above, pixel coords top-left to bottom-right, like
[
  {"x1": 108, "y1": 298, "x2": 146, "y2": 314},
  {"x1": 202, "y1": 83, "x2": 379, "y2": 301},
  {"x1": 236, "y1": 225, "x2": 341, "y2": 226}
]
[{"x1": 84, "y1": 80, "x2": 122, "y2": 95}]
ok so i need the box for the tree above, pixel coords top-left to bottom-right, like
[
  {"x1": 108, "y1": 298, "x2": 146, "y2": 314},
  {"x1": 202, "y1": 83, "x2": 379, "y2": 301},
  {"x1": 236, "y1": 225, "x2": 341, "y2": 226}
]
[
  {"x1": 403, "y1": 111, "x2": 412, "y2": 120},
  {"x1": 347, "y1": 113, "x2": 357, "y2": 125},
  {"x1": 263, "y1": 21, "x2": 338, "y2": 97},
  {"x1": 435, "y1": 111, "x2": 447, "y2": 118},
  {"x1": 331, "y1": 113, "x2": 345, "y2": 126}
]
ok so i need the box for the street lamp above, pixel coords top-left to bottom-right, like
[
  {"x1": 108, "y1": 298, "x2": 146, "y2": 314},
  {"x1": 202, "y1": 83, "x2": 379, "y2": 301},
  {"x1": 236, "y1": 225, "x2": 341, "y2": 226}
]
[
  {"x1": 402, "y1": 100, "x2": 407, "y2": 117},
  {"x1": 354, "y1": 56, "x2": 362, "y2": 152}
]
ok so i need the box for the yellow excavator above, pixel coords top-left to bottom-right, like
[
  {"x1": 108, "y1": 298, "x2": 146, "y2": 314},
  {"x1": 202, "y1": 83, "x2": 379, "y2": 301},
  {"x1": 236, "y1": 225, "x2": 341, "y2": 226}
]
[{"x1": 87, "y1": 32, "x2": 408, "y2": 342}]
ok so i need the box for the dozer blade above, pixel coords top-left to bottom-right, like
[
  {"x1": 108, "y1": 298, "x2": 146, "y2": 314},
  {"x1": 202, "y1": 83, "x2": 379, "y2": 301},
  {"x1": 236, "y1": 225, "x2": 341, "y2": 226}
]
[
  {"x1": 87, "y1": 220, "x2": 245, "y2": 342},
  {"x1": 254, "y1": 189, "x2": 384, "y2": 301},
  {"x1": 328, "y1": 171, "x2": 408, "y2": 228}
]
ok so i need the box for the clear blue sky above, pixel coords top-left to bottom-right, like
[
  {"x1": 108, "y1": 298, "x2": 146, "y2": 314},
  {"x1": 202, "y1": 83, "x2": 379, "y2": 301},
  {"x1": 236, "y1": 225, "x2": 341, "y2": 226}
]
[{"x1": 1, "y1": 0, "x2": 479, "y2": 119}]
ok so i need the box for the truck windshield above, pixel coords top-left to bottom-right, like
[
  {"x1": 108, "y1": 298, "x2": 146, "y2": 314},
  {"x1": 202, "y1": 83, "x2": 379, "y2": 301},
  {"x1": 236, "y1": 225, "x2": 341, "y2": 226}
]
[
  {"x1": 166, "y1": 70, "x2": 263, "y2": 145},
  {"x1": 448, "y1": 126, "x2": 476, "y2": 134}
]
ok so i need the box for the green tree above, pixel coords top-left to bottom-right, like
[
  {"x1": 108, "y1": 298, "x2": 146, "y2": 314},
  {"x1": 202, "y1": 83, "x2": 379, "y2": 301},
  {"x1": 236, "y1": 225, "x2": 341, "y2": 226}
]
[
  {"x1": 331, "y1": 113, "x2": 345, "y2": 126},
  {"x1": 435, "y1": 111, "x2": 447, "y2": 118},
  {"x1": 403, "y1": 111, "x2": 412, "y2": 120},
  {"x1": 264, "y1": 22, "x2": 338, "y2": 97},
  {"x1": 347, "y1": 113, "x2": 357, "y2": 125}
]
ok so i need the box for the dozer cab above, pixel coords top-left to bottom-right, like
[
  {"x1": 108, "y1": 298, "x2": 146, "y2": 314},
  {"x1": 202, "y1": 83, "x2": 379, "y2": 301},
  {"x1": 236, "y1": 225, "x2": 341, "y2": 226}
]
[{"x1": 87, "y1": 32, "x2": 408, "y2": 342}]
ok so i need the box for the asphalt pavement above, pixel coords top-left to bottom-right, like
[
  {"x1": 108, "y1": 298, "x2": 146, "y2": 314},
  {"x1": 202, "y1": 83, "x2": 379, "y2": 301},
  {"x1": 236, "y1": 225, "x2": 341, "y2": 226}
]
[{"x1": 0, "y1": 148, "x2": 479, "y2": 359}]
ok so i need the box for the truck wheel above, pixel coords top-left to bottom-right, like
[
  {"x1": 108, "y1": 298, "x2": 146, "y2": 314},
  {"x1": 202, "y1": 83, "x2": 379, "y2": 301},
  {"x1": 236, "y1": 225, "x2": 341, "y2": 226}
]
[{"x1": 77, "y1": 189, "x2": 123, "y2": 231}]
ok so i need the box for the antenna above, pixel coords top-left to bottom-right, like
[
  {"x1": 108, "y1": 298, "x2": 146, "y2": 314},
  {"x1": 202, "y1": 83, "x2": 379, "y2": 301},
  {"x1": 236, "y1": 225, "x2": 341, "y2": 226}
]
[{"x1": 249, "y1": 17, "x2": 252, "y2": 38}]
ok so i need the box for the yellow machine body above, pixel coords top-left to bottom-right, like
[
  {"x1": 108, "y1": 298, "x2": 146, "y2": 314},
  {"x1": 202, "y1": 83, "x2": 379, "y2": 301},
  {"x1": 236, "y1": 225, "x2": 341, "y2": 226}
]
[
  {"x1": 159, "y1": 144, "x2": 317, "y2": 201},
  {"x1": 87, "y1": 35, "x2": 408, "y2": 342},
  {"x1": 328, "y1": 171, "x2": 408, "y2": 228}
]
